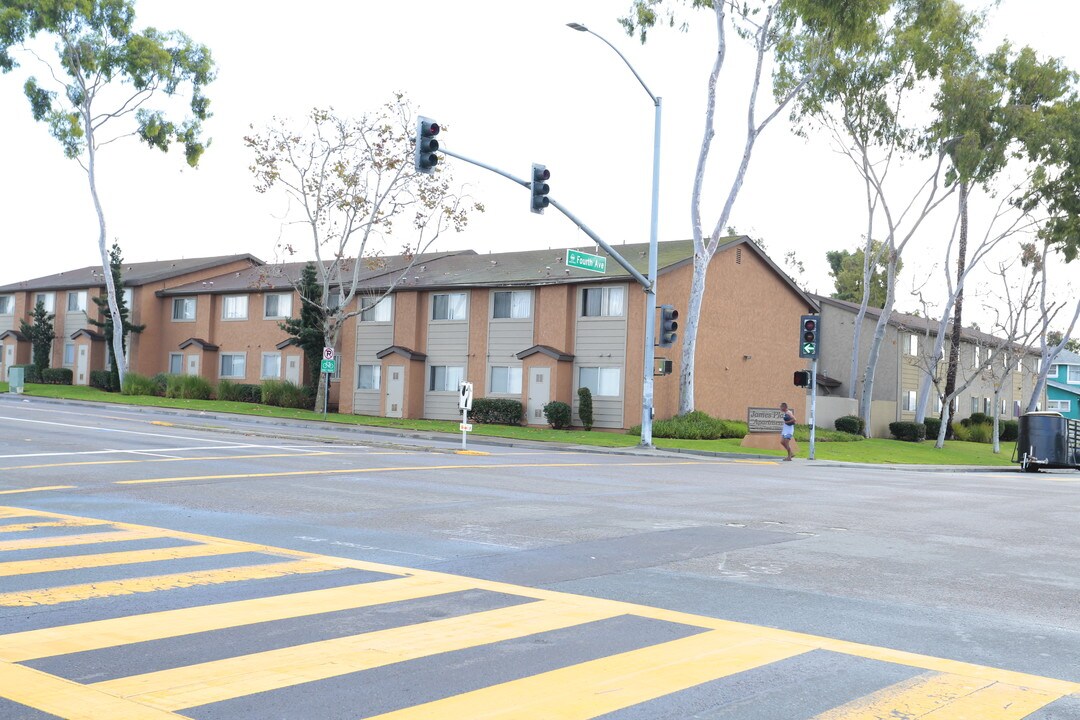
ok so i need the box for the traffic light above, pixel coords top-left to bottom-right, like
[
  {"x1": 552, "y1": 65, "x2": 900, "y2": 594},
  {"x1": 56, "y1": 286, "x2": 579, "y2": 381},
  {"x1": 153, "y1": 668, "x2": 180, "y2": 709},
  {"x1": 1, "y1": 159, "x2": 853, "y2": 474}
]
[
  {"x1": 659, "y1": 304, "x2": 679, "y2": 347},
  {"x1": 794, "y1": 370, "x2": 810, "y2": 387},
  {"x1": 799, "y1": 314, "x2": 820, "y2": 359},
  {"x1": 530, "y1": 163, "x2": 550, "y2": 214},
  {"x1": 415, "y1": 116, "x2": 440, "y2": 174}
]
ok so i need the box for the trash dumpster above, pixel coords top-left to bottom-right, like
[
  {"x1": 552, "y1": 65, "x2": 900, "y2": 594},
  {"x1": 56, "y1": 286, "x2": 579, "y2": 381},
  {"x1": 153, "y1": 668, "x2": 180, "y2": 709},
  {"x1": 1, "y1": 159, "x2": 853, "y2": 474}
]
[
  {"x1": 1014, "y1": 411, "x2": 1080, "y2": 472},
  {"x1": 8, "y1": 366, "x2": 23, "y2": 394}
]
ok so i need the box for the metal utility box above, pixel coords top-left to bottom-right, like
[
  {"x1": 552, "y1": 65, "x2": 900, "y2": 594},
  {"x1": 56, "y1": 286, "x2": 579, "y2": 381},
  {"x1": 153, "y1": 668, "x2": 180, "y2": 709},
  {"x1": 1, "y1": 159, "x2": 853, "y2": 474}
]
[
  {"x1": 1015, "y1": 412, "x2": 1080, "y2": 471},
  {"x1": 8, "y1": 366, "x2": 24, "y2": 394}
]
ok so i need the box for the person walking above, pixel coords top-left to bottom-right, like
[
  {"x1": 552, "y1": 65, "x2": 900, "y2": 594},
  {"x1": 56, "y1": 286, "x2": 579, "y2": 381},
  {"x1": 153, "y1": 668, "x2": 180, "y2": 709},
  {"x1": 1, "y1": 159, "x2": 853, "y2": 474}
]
[{"x1": 780, "y1": 402, "x2": 797, "y2": 461}]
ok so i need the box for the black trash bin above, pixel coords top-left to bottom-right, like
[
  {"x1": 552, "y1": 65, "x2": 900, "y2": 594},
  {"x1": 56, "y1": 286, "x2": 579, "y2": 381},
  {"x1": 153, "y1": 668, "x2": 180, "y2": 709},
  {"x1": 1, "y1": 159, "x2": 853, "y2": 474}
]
[{"x1": 1015, "y1": 412, "x2": 1080, "y2": 471}]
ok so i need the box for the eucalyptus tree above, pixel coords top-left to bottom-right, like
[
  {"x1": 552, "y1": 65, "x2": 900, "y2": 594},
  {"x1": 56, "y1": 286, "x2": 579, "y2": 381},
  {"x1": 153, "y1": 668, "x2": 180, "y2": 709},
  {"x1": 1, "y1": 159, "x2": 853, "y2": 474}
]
[
  {"x1": 246, "y1": 96, "x2": 482, "y2": 412},
  {"x1": 620, "y1": 0, "x2": 892, "y2": 414},
  {"x1": 826, "y1": 240, "x2": 896, "y2": 308},
  {"x1": 0, "y1": 0, "x2": 214, "y2": 388}
]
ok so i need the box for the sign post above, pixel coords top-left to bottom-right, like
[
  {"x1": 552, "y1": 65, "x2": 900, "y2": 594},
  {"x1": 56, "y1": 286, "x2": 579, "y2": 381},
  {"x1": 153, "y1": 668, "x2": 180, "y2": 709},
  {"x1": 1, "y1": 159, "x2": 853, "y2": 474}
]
[
  {"x1": 321, "y1": 347, "x2": 336, "y2": 419},
  {"x1": 458, "y1": 381, "x2": 474, "y2": 451}
]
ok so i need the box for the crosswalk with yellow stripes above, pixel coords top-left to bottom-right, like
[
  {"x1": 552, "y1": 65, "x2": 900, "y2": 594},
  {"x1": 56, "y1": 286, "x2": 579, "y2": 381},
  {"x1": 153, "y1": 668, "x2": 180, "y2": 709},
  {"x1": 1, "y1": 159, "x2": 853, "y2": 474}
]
[{"x1": 0, "y1": 505, "x2": 1077, "y2": 719}]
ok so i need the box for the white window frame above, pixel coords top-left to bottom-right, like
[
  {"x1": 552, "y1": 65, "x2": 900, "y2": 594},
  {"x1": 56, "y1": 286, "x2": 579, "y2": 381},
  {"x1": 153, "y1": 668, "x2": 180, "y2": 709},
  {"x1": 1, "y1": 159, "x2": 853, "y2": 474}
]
[
  {"x1": 489, "y1": 366, "x2": 523, "y2": 394},
  {"x1": 263, "y1": 293, "x2": 293, "y2": 320},
  {"x1": 431, "y1": 293, "x2": 467, "y2": 321},
  {"x1": 971, "y1": 345, "x2": 980, "y2": 368},
  {"x1": 428, "y1": 365, "x2": 464, "y2": 392},
  {"x1": 172, "y1": 297, "x2": 196, "y2": 321},
  {"x1": 970, "y1": 396, "x2": 979, "y2": 414},
  {"x1": 219, "y1": 352, "x2": 247, "y2": 379},
  {"x1": 0, "y1": 295, "x2": 12, "y2": 315},
  {"x1": 493, "y1": 291, "x2": 532, "y2": 320},
  {"x1": 360, "y1": 297, "x2": 392, "y2": 322},
  {"x1": 1048, "y1": 399, "x2": 1071, "y2": 413},
  {"x1": 168, "y1": 353, "x2": 184, "y2": 375},
  {"x1": 63, "y1": 343, "x2": 75, "y2": 367},
  {"x1": 66, "y1": 291, "x2": 87, "y2": 313},
  {"x1": 581, "y1": 286, "x2": 625, "y2": 318},
  {"x1": 579, "y1": 366, "x2": 621, "y2": 397},
  {"x1": 260, "y1": 352, "x2": 282, "y2": 380},
  {"x1": 33, "y1": 292, "x2": 55, "y2": 313},
  {"x1": 357, "y1": 364, "x2": 382, "y2": 390},
  {"x1": 903, "y1": 389, "x2": 916, "y2": 412},
  {"x1": 1069, "y1": 366, "x2": 1080, "y2": 384},
  {"x1": 222, "y1": 295, "x2": 249, "y2": 321},
  {"x1": 906, "y1": 334, "x2": 918, "y2": 356}
]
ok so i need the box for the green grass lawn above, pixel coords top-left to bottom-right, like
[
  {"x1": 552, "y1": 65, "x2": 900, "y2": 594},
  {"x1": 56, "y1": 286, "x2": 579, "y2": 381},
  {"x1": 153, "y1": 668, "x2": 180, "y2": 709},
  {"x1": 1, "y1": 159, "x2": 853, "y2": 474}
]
[{"x1": 0, "y1": 382, "x2": 1019, "y2": 466}]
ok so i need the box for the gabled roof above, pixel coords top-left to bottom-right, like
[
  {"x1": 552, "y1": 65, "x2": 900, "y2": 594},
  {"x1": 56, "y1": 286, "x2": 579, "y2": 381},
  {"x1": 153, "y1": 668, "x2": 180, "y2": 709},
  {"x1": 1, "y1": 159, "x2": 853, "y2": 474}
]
[
  {"x1": 0, "y1": 255, "x2": 263, "y2": 293},
  {"x1": 516, "y1": 345, "x2": 574, "y2": 362},
  {"x1": 70, "y1": 328, "x2": 105, "y2": 341},
  {"x1": 1051, "y1": 349, "x2": 1080, "y2": 366},
  {"x1": 0, "y1": 330, "x2": 26, "y2": 341},
  {"x1": 376, "y1": 345, "x2": 426, "y2": 361},
  {"x1": 178, "y1": 338, "x2": 219, "y2": 351}
]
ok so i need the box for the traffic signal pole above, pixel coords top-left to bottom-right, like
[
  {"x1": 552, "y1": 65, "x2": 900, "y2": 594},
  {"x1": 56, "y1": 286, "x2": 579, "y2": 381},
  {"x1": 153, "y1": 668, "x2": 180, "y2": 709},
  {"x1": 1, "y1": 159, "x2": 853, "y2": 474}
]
[{"x1": 809, "y1": 358, "x2": 818, "y2": 460}]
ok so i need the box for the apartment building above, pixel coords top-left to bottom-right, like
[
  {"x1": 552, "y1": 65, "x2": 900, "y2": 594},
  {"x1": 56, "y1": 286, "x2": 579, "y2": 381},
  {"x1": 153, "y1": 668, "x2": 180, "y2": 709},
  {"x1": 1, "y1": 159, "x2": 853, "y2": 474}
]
[
  {"x1": 0, "y1": 238, "x2": 817, "y2": 429},
  {"x1": 1047, "y1": 349, "x2": 1080, "y2": 419}
]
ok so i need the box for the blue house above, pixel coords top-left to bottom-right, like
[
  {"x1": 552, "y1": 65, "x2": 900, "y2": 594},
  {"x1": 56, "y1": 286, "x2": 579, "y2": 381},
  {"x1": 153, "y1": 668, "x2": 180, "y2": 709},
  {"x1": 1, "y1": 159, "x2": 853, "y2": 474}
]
[{"x1": 1047, "y1": 348, "x2": 1080, "y2": 420}]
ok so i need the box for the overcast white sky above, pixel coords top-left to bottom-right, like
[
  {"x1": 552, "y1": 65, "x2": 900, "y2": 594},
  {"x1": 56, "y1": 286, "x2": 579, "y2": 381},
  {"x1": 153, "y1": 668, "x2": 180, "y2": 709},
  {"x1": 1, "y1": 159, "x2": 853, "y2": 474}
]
[{"x1": 0, "y1": 0, "x2": 1075, "y2": 330}]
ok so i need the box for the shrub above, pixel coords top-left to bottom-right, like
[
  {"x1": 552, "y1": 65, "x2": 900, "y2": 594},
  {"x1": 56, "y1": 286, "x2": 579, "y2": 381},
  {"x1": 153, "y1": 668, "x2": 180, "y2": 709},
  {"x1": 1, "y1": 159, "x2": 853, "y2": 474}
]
[
  {"x1": 961, "y1": 412, "x2": 991, "y2": 428},
  {"x1": 165, "y1": 374, "x2": 212, "y2": 400},
  {"x1": 999, "y1": 419, "x2": 1018, "y2": 442},
  {"x1": 10, "y1": 364, "x2": 41, "y2": 383},
  {"x1": 122, "y1": 372, "x2": 159, "y2": 396},
  {"x1": 90, "y1": 370, "x2": 113, "y2": 391},
  {"x1": 966, "y1": 422, "x2": 995, "y2": 443},
  {"x1": 950, "y1": 422, "x2": 970, "y2": 442},
  {"x1": 889, "y1": 421, "x2": 925, "y2": 442},
  {"x1": 150, "y1": 373, "x2": 170, "y2": 396},
  {"x1": 261, "y1": 379, "x2": 313, "y2": 409},
  {"x1": 628, "y1": 412, "x2": 748, "y2": 440},
  {"x1": 217, "y1": 380, "x2": 260, "y2": 403},
  {"x1": 923, "y1": 417, "x2": 941, "y2": 440},
  {"x1": 470, "y1": 398, "x2": 524, "y2": 426},
  {"x1": 543, "y1": 401, "x2": 572, "y2": 430},
  {"x1": 577, "y1": 387, "x2": 594, "y2": 431},
  {"x1": 39, "y1": 368, "x2": 73, "y2": 385},
  {"x1": 834, "y1": 415, "x2": 864, "y2": 435}
]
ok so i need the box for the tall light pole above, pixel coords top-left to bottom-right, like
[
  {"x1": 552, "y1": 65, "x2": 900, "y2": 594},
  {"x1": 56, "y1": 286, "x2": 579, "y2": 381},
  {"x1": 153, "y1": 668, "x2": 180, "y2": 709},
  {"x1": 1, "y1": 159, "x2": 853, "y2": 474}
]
[{"x1": 568, "y1": 22, "x2": 662, "y2": 448}]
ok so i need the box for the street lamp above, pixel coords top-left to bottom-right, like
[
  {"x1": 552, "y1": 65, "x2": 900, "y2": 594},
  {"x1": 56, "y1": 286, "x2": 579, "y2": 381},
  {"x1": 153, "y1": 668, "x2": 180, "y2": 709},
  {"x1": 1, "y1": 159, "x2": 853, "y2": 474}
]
[{"x1": 568, "y1": 22, "x2": 662, "y2": 448}]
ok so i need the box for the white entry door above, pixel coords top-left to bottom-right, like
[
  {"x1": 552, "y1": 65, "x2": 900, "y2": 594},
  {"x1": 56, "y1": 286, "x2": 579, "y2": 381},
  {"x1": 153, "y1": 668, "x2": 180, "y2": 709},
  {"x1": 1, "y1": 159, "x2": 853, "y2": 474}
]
[
  {"x1": 527, "y1": 367, "x2": 550, "y2": 425},
  {"x1": 285, "y1": 355, "x2": 301, "y2": 385},
  {"x1": 385, "y1": 365, "x2": 404, "y2": 418},
  {"x1": 76, "y1": 345, "x2": 89, "y2": 385},
  {"x1": 3, "y1": 345, "x2": 13, "y2": 379},
  {"x1": 186, "y1": 354, "x2": 200, "y2": 376}
]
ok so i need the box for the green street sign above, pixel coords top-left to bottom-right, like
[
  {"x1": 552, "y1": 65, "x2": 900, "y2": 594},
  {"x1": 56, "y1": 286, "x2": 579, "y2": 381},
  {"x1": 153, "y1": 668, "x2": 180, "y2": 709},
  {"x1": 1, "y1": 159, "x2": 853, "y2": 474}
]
[
  {"x1": 321, "y1": 358, "x2": 337, "y2": 373},
  {"x1": 566, "y1": 249, "x2": 607, "y2": 274},
  {"x1": 802, "y1": 342, "x2": 816, "y2": 356}
]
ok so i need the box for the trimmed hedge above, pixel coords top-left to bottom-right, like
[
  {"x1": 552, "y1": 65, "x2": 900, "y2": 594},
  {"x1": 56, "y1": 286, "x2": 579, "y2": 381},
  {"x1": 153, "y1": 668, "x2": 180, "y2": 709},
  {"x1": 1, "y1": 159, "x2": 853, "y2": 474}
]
[
  {"x1": 834, "y1": 415, "x2": 864, "y2": 435},
  {"x1": 543, "y1": 401, "x2": 572, "y2": 429},
  {"x1": 889, "y1": 421, "x2": 926, "y2": 442},
  {"x1": 470, "y1": 398, "x2": 524, "y2": 426},
  {"x1": 923, "y1": 417, "x2": 941, "y2": 440},
  {"x1": 961, "y1": 412, "x2": 991, "y2": 427},
  {"x1": 999, "y1": 419, "x2": 1019, "y2": 442},
  {"x1": 577, "y1": 387, "x2": 594, "y2": 431},
  {"x1": 40, "y1": 367, "x2": 73, "y2": 385},
  {"x1": 90, "y1": 370, "x2": 113, "y2": 391}
]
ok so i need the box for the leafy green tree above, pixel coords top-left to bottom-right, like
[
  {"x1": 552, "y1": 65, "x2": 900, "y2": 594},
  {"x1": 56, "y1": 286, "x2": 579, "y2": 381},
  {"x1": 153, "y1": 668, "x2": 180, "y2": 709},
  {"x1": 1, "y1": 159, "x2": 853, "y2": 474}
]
[
  {"x1": 279, "y1": 262, "x2": 325, "y2": 389},
  {"x1": 20, "y1": 300, "x2": 55, "y2": 373},
  {"x1": 1, "y1": 0, "x2": 215, "y2": 388},
  {"x1": 826, "y1": 241, "x2": 896, "y2": 307},
  {"x1": 1047, "y1": 331, "x2": 1080, "y2": 354},
  {"x1": 619, "y1": 0, "x2": 895, "y2": 415},
  {"x1": 88, "y1": 243, "x2": 145, "y2": 391}
]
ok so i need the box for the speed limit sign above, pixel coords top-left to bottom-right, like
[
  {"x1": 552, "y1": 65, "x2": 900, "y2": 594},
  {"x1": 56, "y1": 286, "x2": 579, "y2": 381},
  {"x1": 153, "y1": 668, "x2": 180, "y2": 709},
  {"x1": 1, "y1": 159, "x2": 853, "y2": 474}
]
[{"x1": 322, "y1": 347, "x2": 335, "y2": 361}]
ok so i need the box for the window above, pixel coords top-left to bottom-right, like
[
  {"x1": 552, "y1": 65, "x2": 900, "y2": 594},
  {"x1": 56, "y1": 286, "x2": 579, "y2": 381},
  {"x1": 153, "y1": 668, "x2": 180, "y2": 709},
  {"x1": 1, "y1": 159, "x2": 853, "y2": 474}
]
[
  {"x1": 432, "y1": 293, "x2": 467, "y2": 321},
  {"x1": 579, "y1": 367, "x2": 621, "y2": 396},
  {"x1": 490, "y1": 366, "x2": 523, "y2": 394},
  {"x1": 1048, "y1": 399, "x2": 1072, "y2": 413},
  {"x1": 0, "y1": 296, "x2": 12, "y2": 315},
  {"x1": 222, "y1": 295, "x2": 248, "y2": 320},
  {"x1": 906, "y1": 334, "x2": 918, "y2": 356},
  {"x1": 66, "y1": 291, "x2": 87, "y2": 313},
  {"x1": 429, "y1": 365, "x2": 464, "y2": 392},
  {"x1": 168, "y1": 353, "x2": 184, "y2": 375},
  {"x1": 970, "y1": 396, "x2": 979, "y2": 414},
  {"x1": 34, "y1": 292, "x2": 55, "y2": 313},
  {"x1": 971, "y1": 345, "x2": 980, "y2": 368},
  {"x1": 582, "y1": 286, "x2": 625, "y2": 317},
  {"x1": 493, "y1": 291, "x2": 531, "y2": 319},
  {"x1": 357, "y1": 364, "x2": 382, "y2": 390},
  {"x1": 1069, "y1": 366, "x2": 1080, "y2": 384},
  {"x1": 172, "y1": 297, "x2": 196, "y2": 321},
  {"x1": 261, "y1": 353, "x2": 282, "y2": 379},
  {"x1": 903, "y1": 389, "x2": 917, "y2": 412},
  {"x1": 264, "y1": 293, "x2": 292, "y2": 319},
  {"x1": 934, "y1": 394, "x2": 943, "y2": 413},
  {"x1": 220, "y1": 353, "x2": 246, "y2": 379},
  {"x1": 63, "y1": 343, "x2": 75, "y2": 366},
  {"x1": 361, "y1": 297, "x2": 392, "y2": 322},
  {"x1": 1000, "y1": 398, "x2": 1008, "y2": 415},
  {"x1": 123, "y1": 288, "x2": 133, "y2": 309}
]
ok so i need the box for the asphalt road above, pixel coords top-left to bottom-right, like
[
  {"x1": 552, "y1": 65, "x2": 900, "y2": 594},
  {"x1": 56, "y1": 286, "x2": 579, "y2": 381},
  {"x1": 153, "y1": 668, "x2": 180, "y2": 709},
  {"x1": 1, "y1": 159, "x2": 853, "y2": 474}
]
[{"x1": 0, "y1": 395, "x2": 1077, "y2": 719}]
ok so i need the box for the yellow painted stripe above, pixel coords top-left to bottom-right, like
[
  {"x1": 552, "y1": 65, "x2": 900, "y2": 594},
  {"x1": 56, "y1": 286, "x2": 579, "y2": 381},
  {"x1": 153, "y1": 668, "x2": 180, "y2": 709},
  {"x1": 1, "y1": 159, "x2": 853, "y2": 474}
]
[
  {"x1": 0, "y1": 528, "x2": 161, "y2": 552},
  {"x1": 0, "y1": 559, "x2": 337, "y2": 607},
  {"x1": 0, "y1": 661, "x2": 186, "y2": 719},
  {"x1": 114, "y1": 460, "x2": 710, "y2": 485},
  {"x1": 366, "y1": 632, "x2": 809, "y2": 720},
  {"x1": 0, "y1": 574, "x2": 453, "y2": 662},
  {"x1": 95, "y1": 599, "x2": 620, "y2": 710},
  {"x1": 0, "y1": 541, "x2": 246, "y2": 577},
  {"x1": 811, "y1": 672, "x2": 1061, "y2": 719},
  {"x1": 0, "y1": 485, "x2": 75, "y2": 494},
  {"x1": 2, "y1": 451, "x2": 334, "y2": 471},
  {"x1": 0, "y1": 519, "x2": 110, "y2": 533}
]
